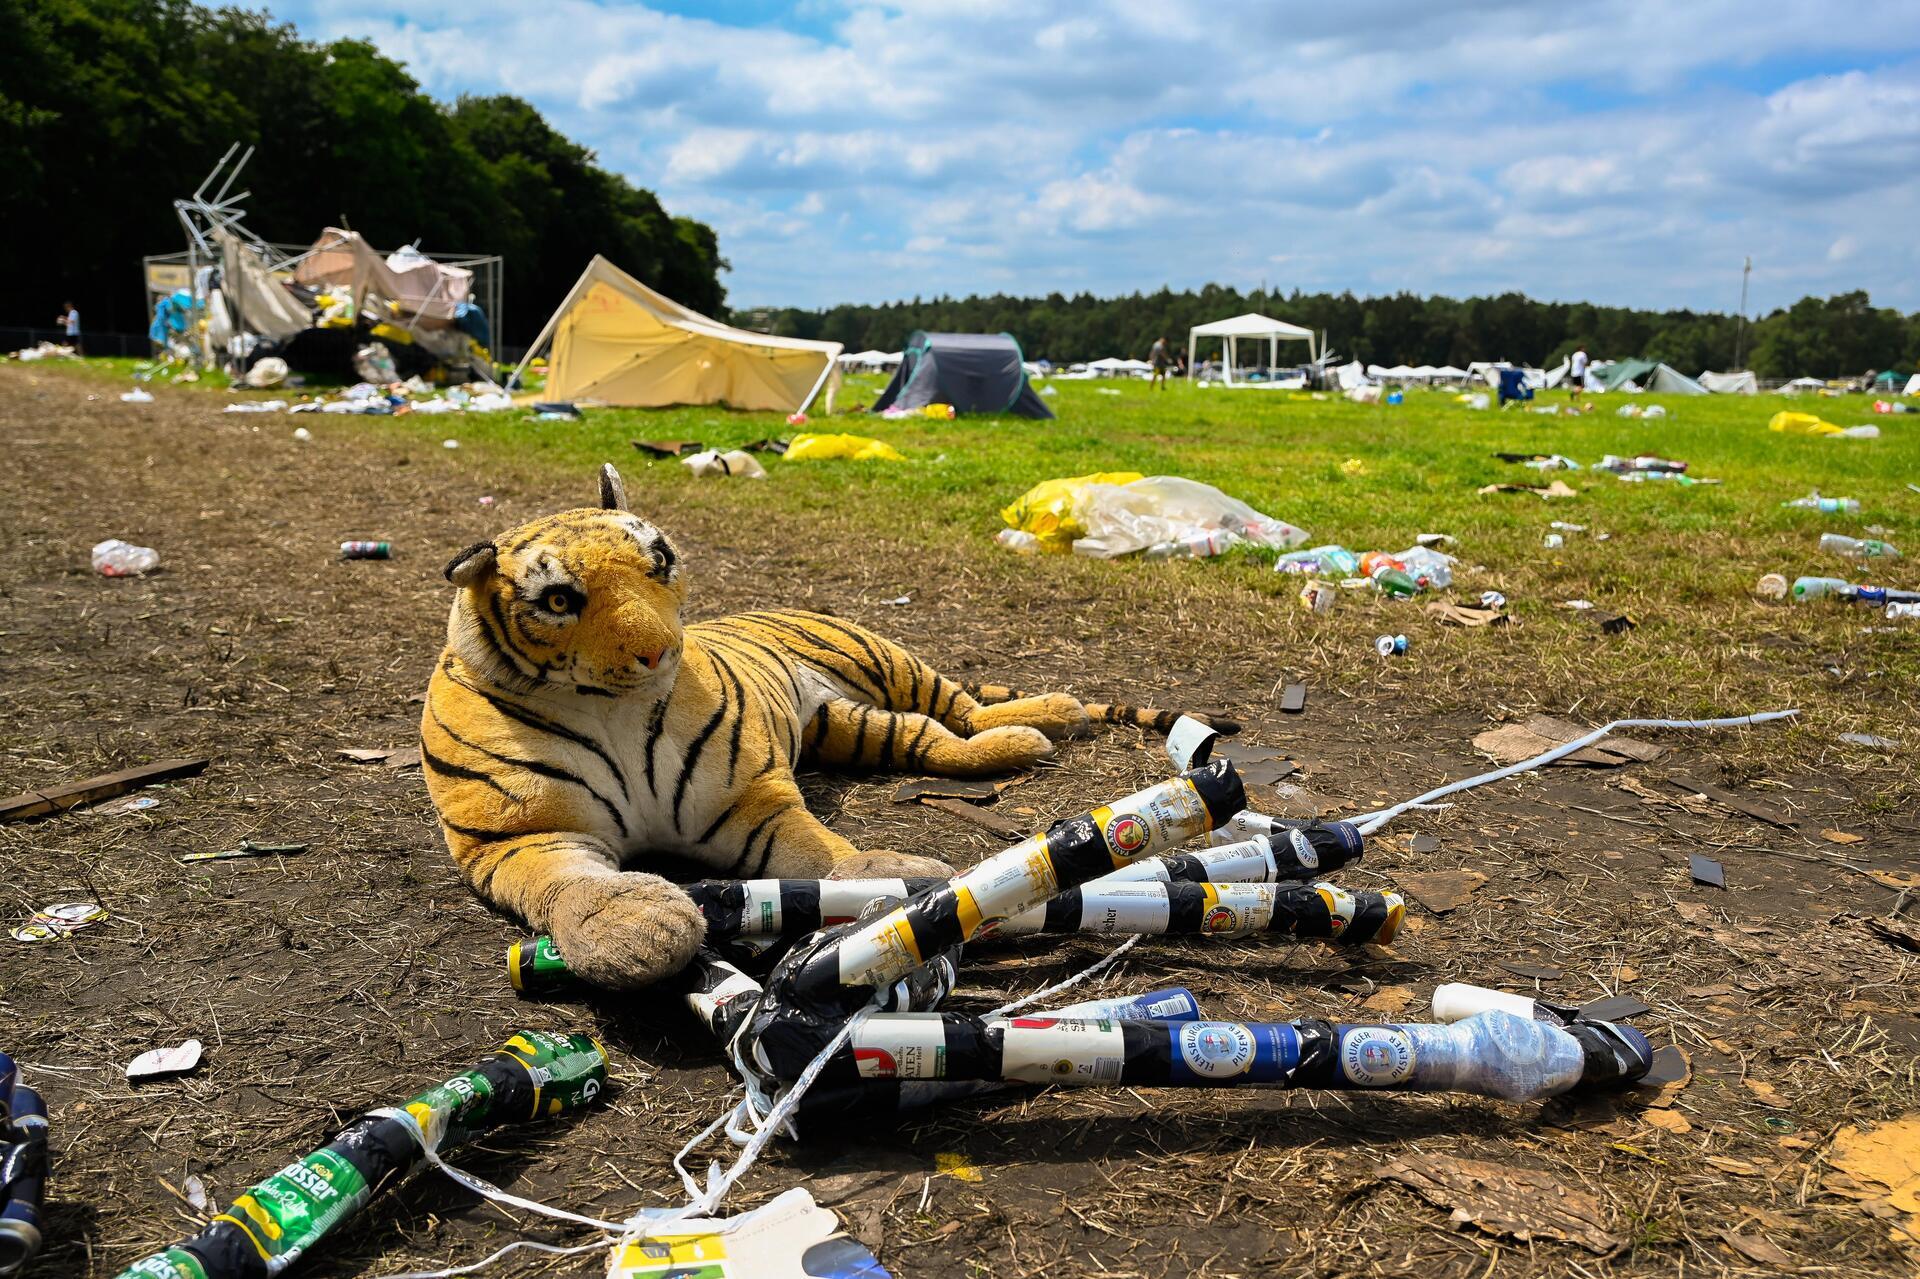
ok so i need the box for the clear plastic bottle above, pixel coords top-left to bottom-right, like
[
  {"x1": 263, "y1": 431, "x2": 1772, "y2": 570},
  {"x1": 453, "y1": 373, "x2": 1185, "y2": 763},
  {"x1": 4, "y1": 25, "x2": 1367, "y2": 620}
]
[
  {"x1": 1888, "y1": 602, "x2": 1920, "y2": 621},
  {"x1": 91, "y1": 539, "x2": 159, "y2": 577},
  {"x1": 1275, "y1": 545, "x2": 1359, "y2": 576},
  {"x1": 1330, "y1": 1012, "x2": 1584, "y2": 1100},
  {"x1": 1783, "y1": 493, "x2": 1860, "y2": 513},
  {"x1": 1821, "y1": 532, "x2": 1901, "y2": 560},
  {"x1": 1394, "y1": 545, "x2": 1455, "y2": 589},
  {"x1": 994, "y1": 528, "x2": 1041, "y2": 555},
  {"x1": 1144, "y1": 530, "x2": 1240, "y2": 559},
  {"x1": 1791, "y1": 576, "x2": 1855, "y2": 602}
]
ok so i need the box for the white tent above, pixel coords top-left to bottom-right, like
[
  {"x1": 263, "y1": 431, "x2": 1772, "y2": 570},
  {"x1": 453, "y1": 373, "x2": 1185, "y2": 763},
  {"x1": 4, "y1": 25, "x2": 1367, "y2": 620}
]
[
  {"x1": 1334, "y1": 360, "x2": 1369, "y2": 390},
  {"x1": 838, "y1": 349, "x2": 900, "y2": 371},
  {"x1": 1906, "y1": 373, "x2": 1920, "y2": 396},
  {"x1": 1433, "y1": 365, "x2": 1469, "y2": 381},
  {"x1": 1698, "y1": 370, "x2": 1758, "y2": 395},
  {"x1": 511, "y1": 256, "x2": 841, "y2": 412},
  {"x1": 1409, "y1": 365, "x2": 1440, "y2": 380},
  {"x1": 1187, "y1": 313, "x2": 1319, "y2": 386},
  {"x1": 1785, "y1": 376, "x2": 1826, "y2": 392}
]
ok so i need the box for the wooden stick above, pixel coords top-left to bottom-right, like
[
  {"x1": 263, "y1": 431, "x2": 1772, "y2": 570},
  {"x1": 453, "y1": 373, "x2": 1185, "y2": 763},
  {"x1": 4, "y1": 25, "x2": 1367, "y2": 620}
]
[{"x1": 0, "y1": 758, "x2": 209, "y2": 823}]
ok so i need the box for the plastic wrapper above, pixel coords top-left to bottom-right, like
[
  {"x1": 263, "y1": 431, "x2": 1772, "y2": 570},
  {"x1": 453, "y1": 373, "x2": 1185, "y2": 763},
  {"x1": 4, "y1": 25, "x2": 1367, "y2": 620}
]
[
  {"x1": 1769, "y1": 410, "x2": 1843, "y2": 436},
  {"x1": 1004, "y1": 474, "x2": 1307, "y2": 559},
  {"x1": 682, "y1": 449, "x2": 766, "y2": 479},
  {"x1": 784, "y1": 432, "x2": 905, "y2": 462}
]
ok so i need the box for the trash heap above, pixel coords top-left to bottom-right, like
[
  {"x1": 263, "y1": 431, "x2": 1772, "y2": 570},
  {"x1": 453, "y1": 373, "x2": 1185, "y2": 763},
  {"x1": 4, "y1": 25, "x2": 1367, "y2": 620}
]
[
  {"x1": 1758, "y1": 530, "x2": 1917, "y2": 617},
  {"x1": 222, "y1": 378, "x2": 516, "y2": 417},
  {"x1": 998, "y1": 473, "x2": 1308, "y2": 559}
]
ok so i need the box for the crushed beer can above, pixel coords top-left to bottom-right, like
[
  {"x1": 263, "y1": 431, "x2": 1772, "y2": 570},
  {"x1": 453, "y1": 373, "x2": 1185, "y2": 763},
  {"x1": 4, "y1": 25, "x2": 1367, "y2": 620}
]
[
  {"x1": 339, "y1": 541, "x2": 391, "y2": 559},
  {"x1": 1374, "y1": 634, "x2": 1409, "y2": 657}
]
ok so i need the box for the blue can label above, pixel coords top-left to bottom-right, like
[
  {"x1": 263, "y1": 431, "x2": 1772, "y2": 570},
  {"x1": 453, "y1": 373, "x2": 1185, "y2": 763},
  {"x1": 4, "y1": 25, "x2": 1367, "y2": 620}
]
[{"x1": 1339, "y1": 1026, "x2": 1417, "y2": 1087}]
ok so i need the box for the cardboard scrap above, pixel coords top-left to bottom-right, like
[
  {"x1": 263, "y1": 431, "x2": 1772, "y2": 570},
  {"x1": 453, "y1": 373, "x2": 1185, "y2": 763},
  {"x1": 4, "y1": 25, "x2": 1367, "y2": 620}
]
[
  {"x1": 1472, "y1": 716, "x2": 1663, "y2": 768},
  {"x1": 1378, "y1": 1153, "x2": 1621, "y2": 1254},
  {"x1": 1426, "y1": 601, "x2": 1508, "y2": 627},
  {"x1": 1580, "y1": 994, "x2": 1653, "y2": 1023},
  {"x1": 1821, "y1": 1113, "x2": 1920, "y2": 1263},
  {"x1": 1821, "y1": 829, "x2": 1865, "y2": 845},
  {"x1": 127, "y1": 1038, "x2": 204, "y2": 1081},
  {"x1": 1397, "y1": 869, "x2": 1487, "y2": 915},
  {"x1": 1690, "y1": 853, "x2": 1727, "y2": 888},
  {"x1": 1644, "y1": 1109, "x2": 1693, "y2": 1134},
  {"x1": 1844, "y1": 913, "x2": 1920, "y2": 953},
  {"x1": 1212, "y1": 740, "x2": 1296, "y2": 786},
  {"x1": 893, "y1": 778, "x2": 1003, "y2": 804},
  {"x1": 1278, "y1": 683, "x2": 1308, "y2": 714},
  {"x1": 1665, "y1": 775, "x2": 1796, "y2": 828}
]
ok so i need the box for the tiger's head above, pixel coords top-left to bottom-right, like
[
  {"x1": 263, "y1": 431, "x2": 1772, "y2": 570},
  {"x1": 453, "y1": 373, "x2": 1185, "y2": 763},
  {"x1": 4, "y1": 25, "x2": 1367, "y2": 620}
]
[{"x1": 442, "y1": 464, "x2": 685, "y2": 698}]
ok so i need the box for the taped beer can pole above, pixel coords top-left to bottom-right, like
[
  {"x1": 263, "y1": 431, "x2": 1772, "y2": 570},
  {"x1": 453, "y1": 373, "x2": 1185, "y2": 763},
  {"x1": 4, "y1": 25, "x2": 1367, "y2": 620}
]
[
  {"x1": 1, "y1": 1060, "x2": 48, "y2": 1279},
  {"x1": 109, "y1": 1031, "x2": 608, "y2": 1279},
  {"x1": 985, "y1": 879, "x2": 1402, "y2": 943}
]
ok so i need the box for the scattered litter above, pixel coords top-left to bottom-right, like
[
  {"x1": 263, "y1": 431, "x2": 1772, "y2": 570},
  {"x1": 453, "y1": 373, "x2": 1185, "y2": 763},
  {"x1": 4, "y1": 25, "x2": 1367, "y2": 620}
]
[
  {"x1": 881, "y1": 594, "x2": 912, "y2": 607},
  {"x1": 1426, "y1": 602, "x2": 1506, "y2": 627},
  {"x1": 84, "y1": 794, "x2": 161, "y2": 816},
  {"x1": 339, "y1": 747, "x2": 399, "y2": 763},
  {"x1": 1340, "y1": 457, "x2": 1367, "y2": 477},
  {"x1": 1719, "y1": 1230, "x2": 1794, "y2": 1268},
  {"x1": 92, "y1": 538, "x2": 160, "y2": 577},
  {"x1": 786, "y1": 411, "x2": 809, "y2": 426},
  {"x1": 1770, "y1": 411, "x2": 1876, "y2": 438},
  {"x1": 339, "y1": 540, "x2": 392, "y2": 560},
  {"x1": 993, "y1": 528, "x2": 1040, "y2": 554},
  {"x1": 243, "y1": 357, "x2": 289, "y2": 388},
  {"x1": 1614, "y1": 403, "x2": 1667, "y2": 419},
  {"x1": 11, "y1": 901, "x2": 108, "y2": 943},
  {"x1": 1839, "y1": 732, "x2": 1896, "y2": 749},
  {"x1": 1005, "y1": 474, "x2": 1306, "y2": 559},
  {"x1": 179, "y1": 839, "x2": 309, "y2": 864},
  {"x1": 1495, "y1": 452, "x2": 1580, "y2": 471},
  {"x1": 126, "y1": 1038, "x2": 204, "y2": 1082},
  {"x1": 292, "y1": 426, "x2": 311, "y2": 441},
  {"x1": 1397, "y1": 870, "x2": 1487, "y2": 914},
  {"x1": 1822, "y1": 533, "x2": 1900, "y2": 560},
  {"x1": 1782, "y1": 491, "x2": 1859, "y2": 513},
  {"x1": 1378, "y1": 1153, "x2": 1620, "y2": 1253},
  {"x1": 0, "y1": 757, "x2": 208, "y2": 823},
  {"x1": 1543, "y1": 533, "x2": 1564, "y2": 549},
  {"x1": 1477, "y1": 479, "x2": 1577, "y2": 500},
  {"x1": 741, "y1": 437, "x2": 790, "y2": 454},
  {"x1": 1278, "y1": 683, "x2": 1308, "y2": 714},
  {"x1": 1472, "y1": 717, "x2": 1663, "y2": 768},
  {"x1": 1298, "y1": 580, "x2": 1337, "y2": 612},
  {"x1": 1498, "y1": 961, "x2": 1562, "y2": 981},
  {"x1": 1665, "y1": 774, "x2": 1794, "y2": 827},
  {"x1": 222, "y1": 399, "x2": 287, "y2": 413},
  {"x1": 1374, "y1": 633, "x2": 1409, "y2": 656},
  {"x1": 608, "y1": 1188, "x2": 883, "y2": 1279},
  {"x1": 442, "y1": 438, "x2": 460, "y2": 449},
  {"x1": 683, "y1": 449, "x2": 767, "y2": 479},
  {"x1": 1591, "y1": 611, "x2": 1637, "y2": 634},
  {"x1": 633, "y1": 439, "x2": 705, "y2": 458},
  {"x1": 1478, "y1": 591, "x2": 1506, "y2": 609},
  {"x1": 120, "y1": 388, "x2": 154, "y2": 403},
  {"x1": 1276, "y1": 545, "x2": 1360, "y2": 576},
  {"x1": 183, "y1": 1175, "x2": 212, "y2": 1213},
  {"x1": 785, "y1": 432, "x2": 905, "y2": 462},
  {"x1": 892, "y1": 778, "x2": 1004, "y2": 804},
  {"x1": 1408, "y1": 833, "x2": 1440, "y2": 854},
  {"x1": 478, "y1": 495, "x2": 494, "y2": 507},
  {"x1": 1755, "y1": 573, "x2": 1789, "y2": 598},
  {"x1": 1561, "y1": 599, "x2": 1595, "y2": 610},
  {"x1": 1417, "y1": 532, "x2": 1454, "y2": 548},
  {"x1": 1689, "y1": 854, "x2": 1727, "y2": 888},
  {"x1": 1821, "y1": 829, "x2": 1865, "y2": 845},
  {"x1": 879, "y1": 401, "x2": 956, "y2": 419},
  {"x1": 9, "y1": 340, "x2": 75, "y2": 361},
  {"x1": 1210, "y1": 740, "x2": 1296, "y2": 786},
  {"x1": 1580, "y1": 994, "x2": 1653, "y2": 1022},
  {"x1": 531, "y1": 401, "x2": 581, "y2": 419}
]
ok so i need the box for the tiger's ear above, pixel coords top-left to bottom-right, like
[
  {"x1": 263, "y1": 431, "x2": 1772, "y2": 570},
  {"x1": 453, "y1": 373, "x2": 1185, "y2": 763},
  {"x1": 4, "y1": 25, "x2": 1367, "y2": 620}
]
[
  {"x1": 444, "y1": 542, "x2": 497, "y2": 587},
  {"x1": 599, "y1": 463, "x2": 628, "y2": 512}
]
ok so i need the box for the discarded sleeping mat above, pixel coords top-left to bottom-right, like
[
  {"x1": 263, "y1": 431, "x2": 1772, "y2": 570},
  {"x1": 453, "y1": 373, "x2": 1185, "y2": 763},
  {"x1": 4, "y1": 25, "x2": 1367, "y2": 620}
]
[{"x1": 871, "y1": 331, "x2": 1053, "y2": 419}]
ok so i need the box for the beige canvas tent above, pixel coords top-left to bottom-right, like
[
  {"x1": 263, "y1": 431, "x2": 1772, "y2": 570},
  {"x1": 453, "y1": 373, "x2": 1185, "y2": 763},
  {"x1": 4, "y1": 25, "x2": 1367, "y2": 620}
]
[{"x1": 513, "y1": 256, "x2": 841, "y2": 412}]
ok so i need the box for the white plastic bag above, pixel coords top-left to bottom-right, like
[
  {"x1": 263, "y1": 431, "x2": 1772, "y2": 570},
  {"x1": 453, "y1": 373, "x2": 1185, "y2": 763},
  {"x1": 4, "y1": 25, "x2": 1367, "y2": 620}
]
[
  {"x1": 92, "y1": 539, "x2": 159, "y2": 576},
  {"x1": 1068, "y1": 476, "x2": 1307, "y2": 559},
  {"x1": 683, "y1": 449, "x2": 766, "y2": 479}
]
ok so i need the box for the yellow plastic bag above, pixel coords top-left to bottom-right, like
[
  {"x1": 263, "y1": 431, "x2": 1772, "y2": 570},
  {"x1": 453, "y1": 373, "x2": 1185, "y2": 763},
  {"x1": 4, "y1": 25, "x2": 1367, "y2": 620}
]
[
  {"x1": 1769, "y1": 410, "x2": 1842, "y2": 436},
  {"x1": 999, "y1": 471, "x2": 1146, "y2": 553},
  {"x1": 785, "y1": 432, "x2": 906, "y2": 462}
]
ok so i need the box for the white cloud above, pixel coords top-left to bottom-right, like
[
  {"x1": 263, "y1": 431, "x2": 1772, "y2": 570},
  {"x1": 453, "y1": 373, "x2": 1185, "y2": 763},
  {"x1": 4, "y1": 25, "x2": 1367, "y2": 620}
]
[{"x1": 251, "y1": 1, "x2": 1920, "y2": 310}]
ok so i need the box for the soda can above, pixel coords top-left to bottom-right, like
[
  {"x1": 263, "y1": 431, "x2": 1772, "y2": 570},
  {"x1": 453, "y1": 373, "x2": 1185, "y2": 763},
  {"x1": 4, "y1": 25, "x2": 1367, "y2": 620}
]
[
  {"x1": 1478, "y1": 590, "x2": 1506, "y2": 609},
  {"x1": 1299, "y1": 580, "x2": 1337, "y2": 613},
  {"x1": 340, "y1": 541, "x2": 392, "y2": 559},
  {"x1": 507, "y1": 935, "x2": 579, "y2": 995},
  {"x1": 1374, "y1": 634, "x2": 1408, "y2": 657}
]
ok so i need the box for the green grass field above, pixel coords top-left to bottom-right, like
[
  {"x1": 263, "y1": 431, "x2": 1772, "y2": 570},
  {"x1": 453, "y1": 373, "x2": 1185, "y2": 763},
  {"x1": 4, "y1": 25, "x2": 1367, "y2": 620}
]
[{"x1": 45, "y1": 357, "x2": 1920, "y2": 763}]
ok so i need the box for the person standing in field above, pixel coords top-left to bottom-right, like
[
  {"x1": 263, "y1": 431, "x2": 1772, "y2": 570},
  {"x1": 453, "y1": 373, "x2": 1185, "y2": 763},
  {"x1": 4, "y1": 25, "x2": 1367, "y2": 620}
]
[
  {"x1": 1149, "y1": 334, "x2": 1171, "y2": 389},
  {"x1": 1569, "y1": 346, "x2": 1588, "y2": 401},
  {"x1": 57, "y1": 301, "x2": 82, "y2": 355}
]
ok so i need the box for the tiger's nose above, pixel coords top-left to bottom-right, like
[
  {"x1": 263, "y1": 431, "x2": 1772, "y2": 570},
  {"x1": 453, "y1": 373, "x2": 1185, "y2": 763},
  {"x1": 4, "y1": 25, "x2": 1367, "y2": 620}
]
[{"x1": 637, "y1": 649, "x2": 664, "y2": 670}]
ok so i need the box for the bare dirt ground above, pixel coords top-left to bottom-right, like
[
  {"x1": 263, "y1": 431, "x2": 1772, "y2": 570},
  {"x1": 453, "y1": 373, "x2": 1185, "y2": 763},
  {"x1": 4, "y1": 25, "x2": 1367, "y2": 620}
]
[{"x1": 3, "y1": 365, "x2": 1917, "y2": 1278}]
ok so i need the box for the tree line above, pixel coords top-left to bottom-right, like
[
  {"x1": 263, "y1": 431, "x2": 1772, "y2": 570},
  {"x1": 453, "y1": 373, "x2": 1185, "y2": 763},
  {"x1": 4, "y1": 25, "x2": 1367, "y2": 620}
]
[
  {"x1": 0, "y1": 0, "x2": 725, "y2": 344},
  {"x1": 761, "y1": 286, "x2": 1920, "y2": 379}
]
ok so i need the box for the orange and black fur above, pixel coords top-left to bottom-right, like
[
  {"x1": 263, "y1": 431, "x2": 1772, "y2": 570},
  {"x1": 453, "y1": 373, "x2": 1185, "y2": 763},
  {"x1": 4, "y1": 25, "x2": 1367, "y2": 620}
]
[{"x1": 421, "y1": 465, "x2": 1234, "y2": 989}]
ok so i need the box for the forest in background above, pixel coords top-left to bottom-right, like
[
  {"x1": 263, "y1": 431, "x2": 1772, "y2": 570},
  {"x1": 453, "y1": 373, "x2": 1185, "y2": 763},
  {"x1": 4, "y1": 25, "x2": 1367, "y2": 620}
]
[
  {"x1": 758, "y1": 287, "x2": 1920, "y2": 379},
  {"x1": 0, "y1": 0, "x2": 725, "y2": 344}
]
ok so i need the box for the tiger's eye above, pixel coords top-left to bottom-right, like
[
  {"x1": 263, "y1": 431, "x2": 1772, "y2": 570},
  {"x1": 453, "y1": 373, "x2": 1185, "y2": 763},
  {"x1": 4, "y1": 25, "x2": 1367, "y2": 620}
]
[{"x1": 546, "y1": 591, "x2": 573, "y2": 613}]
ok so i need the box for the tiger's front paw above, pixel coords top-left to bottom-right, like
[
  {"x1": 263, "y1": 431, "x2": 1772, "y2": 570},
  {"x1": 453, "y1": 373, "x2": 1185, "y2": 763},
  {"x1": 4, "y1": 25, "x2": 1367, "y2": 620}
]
[
  {"x1": 830, "y1": 849, "x2": 955, "y2": 881},
  {"x1": 548, "y1": 872, "x2": 707, "y2": 990}
]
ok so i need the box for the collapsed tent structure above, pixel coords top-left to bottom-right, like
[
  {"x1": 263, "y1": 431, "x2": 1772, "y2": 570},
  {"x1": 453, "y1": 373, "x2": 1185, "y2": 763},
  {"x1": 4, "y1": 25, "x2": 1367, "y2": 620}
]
[
  {"x1": 1187, "y1": 314, "x2": 1318, "y2": 386},
  {"x1": 146, "y1": 147, "x2": 502, "y2": 383},
  {"x1": 513, "y1": 257, "x2": 842, "y2": 413},
  {"x1": 1591, "y1": 359, "x2": 1706, "y2": 395},
  {"x1": 870, "y1": 331, "x2": 1053, "y2": 418},
  {"x1": 1698, "y1": 370, "x2": 1759, "y2": 394}
]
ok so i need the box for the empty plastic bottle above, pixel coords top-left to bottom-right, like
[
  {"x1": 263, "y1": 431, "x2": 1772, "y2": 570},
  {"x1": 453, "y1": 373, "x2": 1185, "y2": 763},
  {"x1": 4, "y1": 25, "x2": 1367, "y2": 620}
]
[
  {"x1": 1368, "y1": 562, "x2": 1419, "y2": 598},
  {"x1": 1275, "y1": 544, "x2": 1360, "y2": 576},
  {"x1": 1888, "y1": 602, "x2": 1920, "y2": 621},
  {"x1": 1791, "y1": 576, "x2": 1855, "y2": 602},
  {"x1": 91, "y1": 539, "x2": 160, "y2": 577},
  {"x1": 1820, "y1": 533, "x2": 1901, "y2": 560},
  {"x1": 994, "y1": 528, "x2": 1040, "y2": 555},
  {"x1": 1356, "y1": 1010, "x2": 1650, "y2": 1101},
  {"x1": 1783, "y1": 493, "x2": 1860, "y2": 513},
  {"x1": 1394, "y1": 545, "x2": 1455, "y2": 589},
  {"x1": 1144, "y1": 529, "x2": 1241, "y2": 559}
]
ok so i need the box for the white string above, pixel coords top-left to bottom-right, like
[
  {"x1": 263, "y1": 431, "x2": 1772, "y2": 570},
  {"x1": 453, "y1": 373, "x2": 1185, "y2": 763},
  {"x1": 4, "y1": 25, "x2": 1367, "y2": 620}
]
[
  {"x1": 373, "y1": 1237, "x2": 610, "y2": 1279},
  {"x1": 990, "y1": 933, "x2": 1142, "y2": 1017},
  {"x1": 1352, "y1": 710, "x2": 1797, "y2": 836}
]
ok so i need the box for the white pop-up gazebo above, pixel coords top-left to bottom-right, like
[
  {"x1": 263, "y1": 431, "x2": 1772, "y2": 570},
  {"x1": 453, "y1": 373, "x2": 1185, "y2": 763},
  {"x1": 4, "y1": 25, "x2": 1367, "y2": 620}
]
[{"x1": 1187, "y1": 313, "x2": 1319, "y2": 385}]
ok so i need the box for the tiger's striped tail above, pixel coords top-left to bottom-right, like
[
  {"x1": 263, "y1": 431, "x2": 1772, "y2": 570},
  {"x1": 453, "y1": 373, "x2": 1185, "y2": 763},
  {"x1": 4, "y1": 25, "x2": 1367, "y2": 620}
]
[{"x1": 966, "y1": 684, "x2": 1242, "y2": 736}]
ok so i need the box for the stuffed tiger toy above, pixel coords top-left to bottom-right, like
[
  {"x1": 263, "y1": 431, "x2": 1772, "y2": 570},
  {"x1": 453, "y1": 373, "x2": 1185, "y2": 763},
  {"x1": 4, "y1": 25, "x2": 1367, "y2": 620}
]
[{"x1": 421, "y1": 464, "x2": 1232, "y2": 989}]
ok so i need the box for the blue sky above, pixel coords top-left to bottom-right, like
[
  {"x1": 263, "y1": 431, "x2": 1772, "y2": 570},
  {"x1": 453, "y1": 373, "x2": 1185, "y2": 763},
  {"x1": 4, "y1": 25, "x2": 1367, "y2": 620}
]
[{"x1": 254, "y1": 1, "x2": 1920, "y2": 313}]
